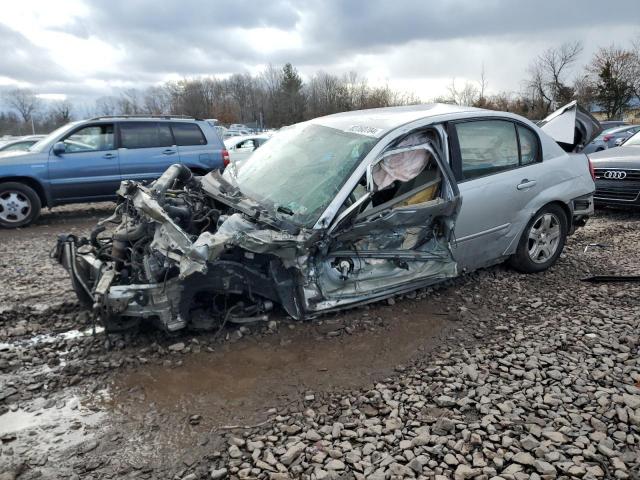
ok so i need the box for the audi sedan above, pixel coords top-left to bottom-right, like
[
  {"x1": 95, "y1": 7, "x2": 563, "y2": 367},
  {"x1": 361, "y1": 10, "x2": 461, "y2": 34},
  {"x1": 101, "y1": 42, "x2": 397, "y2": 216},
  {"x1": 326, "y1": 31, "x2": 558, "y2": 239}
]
[
  {"x1": 589, "y1": 130, "x2": 640, "y2": 208},
  {"x1": 56, "y1": 102, "x2": 598, "y2": 333}
]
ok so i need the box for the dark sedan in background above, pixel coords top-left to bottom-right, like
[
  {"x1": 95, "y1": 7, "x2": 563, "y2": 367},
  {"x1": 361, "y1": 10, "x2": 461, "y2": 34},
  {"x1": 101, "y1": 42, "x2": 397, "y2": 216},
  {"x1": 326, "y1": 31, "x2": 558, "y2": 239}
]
[{"x1": 589, "y1": 130, "x2": 640, "y2": 208}]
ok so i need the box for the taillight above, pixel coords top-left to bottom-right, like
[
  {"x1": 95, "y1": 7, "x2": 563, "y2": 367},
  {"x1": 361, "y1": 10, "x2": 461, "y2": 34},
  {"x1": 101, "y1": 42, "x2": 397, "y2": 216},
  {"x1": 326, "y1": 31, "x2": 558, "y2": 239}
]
[
  {"x1": 602, "y1": 134, "x2": 612, "y2": 142},
  {"x1": 588, "y1": 156, "x2": 596, "y2": 181},
  {"x1": 222, "y1": 149, "x2": 230, "y2": 168}
]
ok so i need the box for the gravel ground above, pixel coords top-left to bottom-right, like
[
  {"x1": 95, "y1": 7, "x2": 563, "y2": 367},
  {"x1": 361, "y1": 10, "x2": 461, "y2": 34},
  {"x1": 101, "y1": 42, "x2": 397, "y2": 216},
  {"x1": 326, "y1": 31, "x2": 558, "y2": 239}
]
[{"x1": 0, "y1": 205, "x2": 638, "y2": 479}]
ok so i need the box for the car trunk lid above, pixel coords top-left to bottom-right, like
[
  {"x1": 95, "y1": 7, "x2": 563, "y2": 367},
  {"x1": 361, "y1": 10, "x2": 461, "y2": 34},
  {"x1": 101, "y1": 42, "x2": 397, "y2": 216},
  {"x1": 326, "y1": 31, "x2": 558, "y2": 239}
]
[{"x1": 538, "y1": 101, "x2": 602, "y2": 152}]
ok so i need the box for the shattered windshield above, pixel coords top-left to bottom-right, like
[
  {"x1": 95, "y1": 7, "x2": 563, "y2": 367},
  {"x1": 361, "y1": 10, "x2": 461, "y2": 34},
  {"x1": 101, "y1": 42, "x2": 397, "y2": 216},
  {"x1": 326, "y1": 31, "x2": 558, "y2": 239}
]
[{"x1": 223, "y1": 123, "x2": 377, "y2": 227}]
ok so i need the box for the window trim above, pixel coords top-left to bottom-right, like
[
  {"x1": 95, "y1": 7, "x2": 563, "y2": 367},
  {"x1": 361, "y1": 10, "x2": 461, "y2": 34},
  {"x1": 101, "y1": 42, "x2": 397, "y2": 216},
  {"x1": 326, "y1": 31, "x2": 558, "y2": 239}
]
[
  {"x1": 116, "y1": 121, "x2": 176, "y2": 150},
  {"x1": 170, "y1": 122, "x2": 208, "y2": 147},
  {"x1": 58, "y1": 122, "x2": 116, "y2": 154},
  {"x1": 516, "y1": 123, "x2": 542, "y2": 167},
  {"x1": 448, "y1": 117, "x2": 542, "y2": 183}
]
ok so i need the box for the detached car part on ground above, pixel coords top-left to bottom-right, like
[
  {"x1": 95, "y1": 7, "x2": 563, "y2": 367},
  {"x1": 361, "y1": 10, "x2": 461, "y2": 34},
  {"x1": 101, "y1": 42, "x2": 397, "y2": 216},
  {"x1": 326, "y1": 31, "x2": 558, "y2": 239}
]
[{"x1": 56, "y1": 103, "x2": 598, "y2": 333}]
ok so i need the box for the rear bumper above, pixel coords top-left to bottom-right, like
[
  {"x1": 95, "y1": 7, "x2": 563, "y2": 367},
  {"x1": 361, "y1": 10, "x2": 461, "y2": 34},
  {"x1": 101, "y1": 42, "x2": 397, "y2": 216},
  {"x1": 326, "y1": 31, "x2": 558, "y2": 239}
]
[{"x1": 569, "y1": 192, "x2": 594, "y2": 233}]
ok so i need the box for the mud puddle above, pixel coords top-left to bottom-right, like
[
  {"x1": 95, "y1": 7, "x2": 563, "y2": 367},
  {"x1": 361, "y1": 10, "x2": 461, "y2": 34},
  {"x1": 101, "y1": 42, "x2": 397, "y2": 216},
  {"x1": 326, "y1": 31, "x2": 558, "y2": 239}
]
[
  {"x1": 0, "y1": 393, "x2": 106, "y2": 473},
  {"x1": 97, "y1": 304, "x2": 452, "y2": 471},
  {"x1": 0, "y1": 325, "x2": 104, "y2": 352}
]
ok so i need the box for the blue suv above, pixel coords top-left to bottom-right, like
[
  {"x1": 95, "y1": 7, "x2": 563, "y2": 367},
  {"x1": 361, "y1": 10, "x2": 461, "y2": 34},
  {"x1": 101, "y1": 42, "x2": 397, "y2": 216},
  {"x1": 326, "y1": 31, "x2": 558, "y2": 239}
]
[{"x1": 0, "y1": 116, "x2": 229, "y2": 227}]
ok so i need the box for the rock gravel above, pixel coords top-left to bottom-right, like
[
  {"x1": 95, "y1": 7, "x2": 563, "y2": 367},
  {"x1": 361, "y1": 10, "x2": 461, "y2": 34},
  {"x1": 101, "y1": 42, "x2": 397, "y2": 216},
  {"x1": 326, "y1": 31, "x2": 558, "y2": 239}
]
[
  {"x1": 0, "y1": 206, "x2": 638, "y2": 479},
  {"x1": 204, "y1": 212, "x2": 640, "y2": 480}
]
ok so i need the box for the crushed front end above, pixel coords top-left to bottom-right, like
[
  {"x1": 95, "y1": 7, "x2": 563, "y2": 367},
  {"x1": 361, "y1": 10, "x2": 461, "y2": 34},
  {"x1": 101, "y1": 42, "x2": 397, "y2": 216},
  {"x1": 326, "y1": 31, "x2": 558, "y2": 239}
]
[
  {"x1": 55, "y1": 164, "x2": 311, "y2": 332},
  {"x1": 55, "y1": 123, "x2": 461, "y2": 333}
]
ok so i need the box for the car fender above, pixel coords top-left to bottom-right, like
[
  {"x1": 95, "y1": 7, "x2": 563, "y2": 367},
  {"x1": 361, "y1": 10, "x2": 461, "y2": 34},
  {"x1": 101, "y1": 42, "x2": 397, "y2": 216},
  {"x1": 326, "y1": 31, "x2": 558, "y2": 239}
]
[
  {"x1": 501, "y1": 154, "x2": 594, "y2": 256},
  {"x1": 0, "y1": 154, "x2": 53, "y2": 207}
]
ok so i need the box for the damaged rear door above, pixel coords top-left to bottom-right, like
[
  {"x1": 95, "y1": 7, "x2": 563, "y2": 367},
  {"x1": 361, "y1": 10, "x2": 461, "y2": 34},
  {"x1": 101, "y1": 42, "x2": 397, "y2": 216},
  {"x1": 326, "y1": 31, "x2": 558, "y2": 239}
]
[{"x1": 310, "y1": 133, "x2": 461, "y2": 310}]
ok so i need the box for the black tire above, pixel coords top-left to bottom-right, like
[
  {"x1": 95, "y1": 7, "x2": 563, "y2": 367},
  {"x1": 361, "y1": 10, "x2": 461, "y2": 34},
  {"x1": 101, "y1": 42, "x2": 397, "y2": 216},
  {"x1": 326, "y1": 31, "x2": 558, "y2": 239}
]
[
  {"x1": 509, "y1": 204, "x2": 568, "y2": 273},
  {"x1": 0, "y1": 182, "x2": 41, "y2": 228}
]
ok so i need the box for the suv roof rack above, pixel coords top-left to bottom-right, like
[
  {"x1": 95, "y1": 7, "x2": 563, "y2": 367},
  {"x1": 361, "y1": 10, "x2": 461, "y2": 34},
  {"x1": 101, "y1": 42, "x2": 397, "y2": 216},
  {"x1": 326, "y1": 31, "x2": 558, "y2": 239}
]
[{"x1": 89, "y1": 114, "x2": 203, "y2": 121}]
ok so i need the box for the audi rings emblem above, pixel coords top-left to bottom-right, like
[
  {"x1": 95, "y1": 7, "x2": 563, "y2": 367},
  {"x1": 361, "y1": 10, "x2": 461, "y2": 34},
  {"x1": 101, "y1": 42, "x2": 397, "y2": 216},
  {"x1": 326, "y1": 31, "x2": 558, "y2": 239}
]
[{"x1": 603, "y1": 170, "x2": 627, "y2": 180}]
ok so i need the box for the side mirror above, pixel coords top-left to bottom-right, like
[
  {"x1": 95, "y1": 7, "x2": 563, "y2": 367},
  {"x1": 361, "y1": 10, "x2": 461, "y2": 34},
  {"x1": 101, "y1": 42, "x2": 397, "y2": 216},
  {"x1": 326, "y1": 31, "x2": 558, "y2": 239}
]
[{"x1": 52, "y1": 142, "x2": 66, "y2": 155}]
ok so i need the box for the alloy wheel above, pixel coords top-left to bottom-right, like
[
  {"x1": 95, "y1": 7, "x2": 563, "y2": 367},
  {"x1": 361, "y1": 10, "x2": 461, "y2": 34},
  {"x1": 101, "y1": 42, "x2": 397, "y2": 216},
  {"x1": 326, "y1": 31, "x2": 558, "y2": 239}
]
[{"x1": 527, "y1": 212, "x2": 561, "y2": 264}]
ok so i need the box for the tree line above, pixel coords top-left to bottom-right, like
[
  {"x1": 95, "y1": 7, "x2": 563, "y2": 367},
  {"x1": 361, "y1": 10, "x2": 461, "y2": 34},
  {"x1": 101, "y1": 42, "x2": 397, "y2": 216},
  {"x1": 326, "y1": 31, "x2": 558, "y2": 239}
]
[{"x1": 2, "y1": 37, "x2": 640, "y2": 136}]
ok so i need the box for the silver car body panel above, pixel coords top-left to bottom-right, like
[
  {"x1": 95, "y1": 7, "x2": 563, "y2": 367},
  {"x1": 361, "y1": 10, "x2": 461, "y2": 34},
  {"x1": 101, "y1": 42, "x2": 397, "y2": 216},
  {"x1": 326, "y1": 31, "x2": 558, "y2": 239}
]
[{"x1": 56, "y1": 103, "x2": 596, "y2": 331}]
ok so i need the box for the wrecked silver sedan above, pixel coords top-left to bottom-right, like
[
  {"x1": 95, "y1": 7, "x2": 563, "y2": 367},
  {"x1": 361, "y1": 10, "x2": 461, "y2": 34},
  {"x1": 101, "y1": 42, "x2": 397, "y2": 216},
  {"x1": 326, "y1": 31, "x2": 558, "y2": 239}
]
[{"x1": 56, "y1": 103, "x2": 598, "y2": 332}]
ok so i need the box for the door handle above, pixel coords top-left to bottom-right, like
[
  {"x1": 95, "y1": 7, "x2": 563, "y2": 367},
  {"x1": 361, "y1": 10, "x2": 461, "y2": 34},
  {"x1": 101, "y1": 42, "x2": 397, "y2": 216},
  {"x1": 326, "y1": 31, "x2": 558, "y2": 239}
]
[
  {"x1": 163, "y1": 149, "x2": 176, "y2": 155},
  {"x1": 517, "y1": 179, "x2": 537, "y2": 190},
  {"x1": 103, "y1": 153, "x2": 116, "y2": 159}
]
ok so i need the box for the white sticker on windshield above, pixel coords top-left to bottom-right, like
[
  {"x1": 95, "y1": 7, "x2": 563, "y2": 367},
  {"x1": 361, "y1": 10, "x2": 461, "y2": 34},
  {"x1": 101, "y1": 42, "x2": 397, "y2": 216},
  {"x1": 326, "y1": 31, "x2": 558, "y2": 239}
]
[{"x1": 347, "y1": 125, "x2": 384, "y2": 137}]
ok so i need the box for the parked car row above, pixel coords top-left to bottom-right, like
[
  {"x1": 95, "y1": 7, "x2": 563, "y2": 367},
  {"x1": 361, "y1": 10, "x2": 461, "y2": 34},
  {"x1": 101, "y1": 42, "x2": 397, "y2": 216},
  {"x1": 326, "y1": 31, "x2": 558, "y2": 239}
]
[
  {"x1": 583, "y1": 124, "x2": 640, "y2": 153},
  {"x1": 0, "y1": 116, "x2": 228, "y2": 227}
]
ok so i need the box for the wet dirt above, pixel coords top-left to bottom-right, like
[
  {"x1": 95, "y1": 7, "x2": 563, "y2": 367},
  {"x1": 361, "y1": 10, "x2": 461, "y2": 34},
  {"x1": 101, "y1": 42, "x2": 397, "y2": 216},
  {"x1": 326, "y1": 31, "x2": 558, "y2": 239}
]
[
  {"x1": 0, "y1": 392, "x2": 105, "y2": 476},
  {"x1": 102, "y1": 304, "x2": 450, "y2": 471},
  {"x1": 1, "y1": 205, "x2": 638, "y2": 478}
]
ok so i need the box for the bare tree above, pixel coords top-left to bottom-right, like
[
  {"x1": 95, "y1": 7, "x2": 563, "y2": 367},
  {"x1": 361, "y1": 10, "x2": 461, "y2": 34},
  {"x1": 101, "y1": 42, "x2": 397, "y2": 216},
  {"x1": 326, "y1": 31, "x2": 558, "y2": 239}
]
[
  {"x1": 4, "y1": 88, "x2": 40, "y2": 124},
  {"x1": 118, "y1": 89, "x2": 143, "y2": 115},
  {"x1": 142, "y1": 86, "x2": 171, "y2": 114},
  {"x1": 477, "y1": 64, "x2": 488, "y2": 106},
  {"x1": 526, "y1": 41, "x2": 583, "y2": 114},
  {"x1": 629, "y1": 35, "x2": 640, "y2": 102},
  {"x1": 447, "y1": 78, "x2": 479, "y2": 106},
  {"x1": 94, "y1": 96, "x2": 119, "y2": 116},
  {"x1": 49, "y1": 100, "x2": 73, "y2": 125}
]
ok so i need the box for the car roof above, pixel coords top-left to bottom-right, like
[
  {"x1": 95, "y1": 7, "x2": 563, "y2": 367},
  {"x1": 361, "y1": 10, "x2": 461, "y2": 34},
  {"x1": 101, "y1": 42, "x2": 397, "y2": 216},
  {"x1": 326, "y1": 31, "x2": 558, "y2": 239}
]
[
  {"x1": 311, "y1": 103, "x2": 481, "y2": 135},
  {"x1": 87, "y1": 116, "x2": 204, "y2": 123}
]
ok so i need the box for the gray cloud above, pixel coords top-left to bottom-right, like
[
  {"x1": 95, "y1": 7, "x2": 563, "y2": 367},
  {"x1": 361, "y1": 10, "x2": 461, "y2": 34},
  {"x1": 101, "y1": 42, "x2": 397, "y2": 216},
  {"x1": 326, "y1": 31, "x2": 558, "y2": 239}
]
[
  {"x1": 0, "y1": 24, "x2": 72, "y2": 84},
  {"x1": 1, "y1": 0, "x2": 639, "y2": 103}
]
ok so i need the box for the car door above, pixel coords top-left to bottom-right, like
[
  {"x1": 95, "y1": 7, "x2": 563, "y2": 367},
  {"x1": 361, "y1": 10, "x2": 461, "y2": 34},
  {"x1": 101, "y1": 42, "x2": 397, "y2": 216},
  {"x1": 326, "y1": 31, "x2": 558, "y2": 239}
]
[
  {"x1": 312, "y1": 134, "x2": 461, "y2": 309},
  {"x1": 48, "y1": 123, "x2": 120, "y2": 202},
  {"x1": 449, "y1": 118, "x2": 545, "y2": 271},
  {"x1": 117, "y1": 122, "x2": 178, "y2": 182},
  {"x1": 171, "y1": 122, "x2": 213, "y2": 168}
]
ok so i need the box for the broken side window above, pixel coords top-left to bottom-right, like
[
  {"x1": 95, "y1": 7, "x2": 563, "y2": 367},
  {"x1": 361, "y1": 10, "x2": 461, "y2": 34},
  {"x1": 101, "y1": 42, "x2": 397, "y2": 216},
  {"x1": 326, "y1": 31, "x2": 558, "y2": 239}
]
[
  {"x1": 330, "y1": 129, "x2": 446, "y2": 234},
  {"x1": 369, "y1": 131, "x2": 442, "y2": 210}
]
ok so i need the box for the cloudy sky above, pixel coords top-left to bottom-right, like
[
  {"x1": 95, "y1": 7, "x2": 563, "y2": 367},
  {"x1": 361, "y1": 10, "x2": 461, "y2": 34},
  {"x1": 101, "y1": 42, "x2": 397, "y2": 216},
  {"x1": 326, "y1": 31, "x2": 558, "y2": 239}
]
[{"x1": 1, "y1": 0, "x2": 639, "y2": 105}]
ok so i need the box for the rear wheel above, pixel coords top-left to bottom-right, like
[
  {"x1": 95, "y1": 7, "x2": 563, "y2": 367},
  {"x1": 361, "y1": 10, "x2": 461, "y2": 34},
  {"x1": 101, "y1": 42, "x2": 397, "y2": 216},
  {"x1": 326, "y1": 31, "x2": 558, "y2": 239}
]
[
  {"x1": 509, "y1": 204, "x2": 567, "y2": 273},
  {"x1": 0, "y1": 182, "x2": 41, "y2": 228}
]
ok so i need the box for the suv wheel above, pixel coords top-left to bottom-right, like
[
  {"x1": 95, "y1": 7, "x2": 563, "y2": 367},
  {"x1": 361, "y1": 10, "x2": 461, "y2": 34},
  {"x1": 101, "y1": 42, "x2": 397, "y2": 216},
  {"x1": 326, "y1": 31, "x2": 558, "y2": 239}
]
[
  {"x1": 0, "y1": 182, "x2": 41, "y2": 228},
  {"x1": 509, "y1": 204, "x2": 567, "y2": 273}
]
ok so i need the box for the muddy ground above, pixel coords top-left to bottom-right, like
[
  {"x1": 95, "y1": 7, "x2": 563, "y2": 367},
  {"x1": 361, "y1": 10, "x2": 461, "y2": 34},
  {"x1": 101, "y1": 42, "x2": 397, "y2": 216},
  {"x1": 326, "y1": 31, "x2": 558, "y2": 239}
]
[{"x1": 0, "y1": 204, "x2": 638, "y2": 479}]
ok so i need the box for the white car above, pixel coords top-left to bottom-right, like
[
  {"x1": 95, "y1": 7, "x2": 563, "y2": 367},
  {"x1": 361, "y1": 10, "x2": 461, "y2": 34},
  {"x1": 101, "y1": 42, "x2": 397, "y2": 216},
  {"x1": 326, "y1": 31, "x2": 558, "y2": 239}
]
[{"x1": 224, "y1": 135, "x2": 270, "y2": 166}]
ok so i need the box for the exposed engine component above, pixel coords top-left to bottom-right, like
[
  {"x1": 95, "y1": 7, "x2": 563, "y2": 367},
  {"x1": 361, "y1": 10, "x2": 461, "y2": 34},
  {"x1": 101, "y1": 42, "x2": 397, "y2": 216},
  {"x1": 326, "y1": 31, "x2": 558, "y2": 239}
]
[{"x1": 56, "y1": 164, "x2": 278, "y2": 333}]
